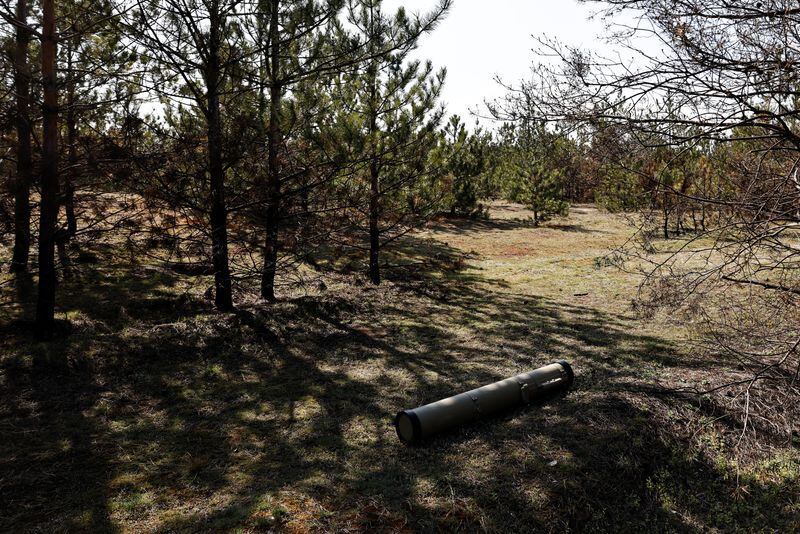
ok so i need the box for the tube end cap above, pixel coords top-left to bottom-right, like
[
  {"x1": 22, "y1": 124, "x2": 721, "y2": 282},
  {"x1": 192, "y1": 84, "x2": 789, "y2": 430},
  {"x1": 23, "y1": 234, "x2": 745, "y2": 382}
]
[
  {"x1": 556, "y1": 360, "x2": 575, "y2": 389},
  {"x1": 394, "y1": 410, "x2": 422, "y2": 445}
]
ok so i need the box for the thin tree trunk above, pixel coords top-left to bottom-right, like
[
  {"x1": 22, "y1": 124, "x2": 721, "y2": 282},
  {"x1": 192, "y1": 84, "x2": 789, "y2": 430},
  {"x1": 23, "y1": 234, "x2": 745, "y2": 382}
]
[
  {"x1": 701, "y1": 203, "x2": 706, "y2": 230},
  {"x1": 676, "y1": 171, "x2": 692, "y2": 236},
  {"x1": 207, "y1": 3, "x2": 234, "y2": 311},
  {"x1": 56, "y1": 235, "x2": 71, "y2": 276},
  {"x1": 36, "y1": 0, "x2": 60, "y2": 337},
  {"x1": 368, "y1": 159, "x2": 380, "y2": 285},
  {"x1": 65, "y1": 44, "x2": 78, "y2": 238},
  {"x1": 365, "y1": 25, "x2": 380, "y2": 286},
  {"x1": 11, "y1": 0, "x2": 32, "y2": 273},
  {"x1": 261, "y1": 0, "x2": 281, "y2": 301}
]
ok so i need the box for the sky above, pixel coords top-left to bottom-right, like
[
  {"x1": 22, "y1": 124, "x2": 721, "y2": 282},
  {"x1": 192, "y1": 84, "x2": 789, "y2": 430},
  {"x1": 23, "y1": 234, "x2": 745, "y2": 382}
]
[{"x1": 384, "y1": 1, "x2": 610, "y2": 127}]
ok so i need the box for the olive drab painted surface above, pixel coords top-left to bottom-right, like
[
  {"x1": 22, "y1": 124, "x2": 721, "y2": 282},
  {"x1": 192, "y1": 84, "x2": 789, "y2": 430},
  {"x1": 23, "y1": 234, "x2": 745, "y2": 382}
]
[{"x1": 394, "y1": 361, "x2": 574, "y2": 444}]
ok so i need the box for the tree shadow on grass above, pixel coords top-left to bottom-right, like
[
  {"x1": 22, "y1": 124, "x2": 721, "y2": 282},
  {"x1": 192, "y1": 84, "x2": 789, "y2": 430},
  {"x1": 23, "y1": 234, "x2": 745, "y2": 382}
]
[
  {"x1": 0, "y1": 351, "x2": 115, "y2": 531},
  {"x1": 428, "y1": 215, "x2": 539, "y2": 234},
  {"x1": 428, "y1": 212, "x2": 608, "y2": 237},
  {"x1": 0, "y1": 236, "x2": 797, "y2": 531},
  {"x1": 546, "y1": 222, "x2": 609, "y2": 234}
]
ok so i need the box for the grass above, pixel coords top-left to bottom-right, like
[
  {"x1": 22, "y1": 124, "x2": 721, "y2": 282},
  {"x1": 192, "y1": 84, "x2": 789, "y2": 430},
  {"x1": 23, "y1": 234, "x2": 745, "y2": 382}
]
[{"x1": 1, "y1": 202, "x2": 798, "y2": 532}]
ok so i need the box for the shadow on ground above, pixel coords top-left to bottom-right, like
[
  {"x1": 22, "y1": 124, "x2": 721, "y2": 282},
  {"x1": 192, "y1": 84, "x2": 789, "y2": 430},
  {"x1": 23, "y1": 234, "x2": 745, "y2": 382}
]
[{"x1": 0, "y1": 235, "x2": 797, "y2": 532}]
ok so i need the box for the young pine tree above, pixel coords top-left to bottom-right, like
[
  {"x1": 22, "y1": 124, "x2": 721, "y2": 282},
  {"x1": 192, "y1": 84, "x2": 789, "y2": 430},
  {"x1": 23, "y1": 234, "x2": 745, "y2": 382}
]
[
  {"x1": 128, "y1": 0, "x2": 248, "y2": 311},
  {"x1": 494, "y1": 123, "x2": 569, "y2": 224},
  {"x1": 336, "y1": 0, "x2": 448, "y2": 284}
]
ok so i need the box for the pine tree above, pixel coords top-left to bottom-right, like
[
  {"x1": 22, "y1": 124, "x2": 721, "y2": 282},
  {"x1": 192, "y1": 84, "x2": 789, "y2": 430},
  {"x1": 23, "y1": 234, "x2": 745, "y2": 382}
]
[
  {"x1": 128, "y1": 0, "x2": 248, "y2": 311},
  {"x1": 433, "y1": 115, "x2": 491, "y2": 217},
  {"x1": 251, "y1": 0, "x2": 449, "y2": 297},
  {"x1": 9, "y1": 0, "x2": 32, "y2": 273},
  {"x1": 36, "y1": 0, "x2": 60, "y2": 336},
  {"x1": 336, "y1": 0, "x2": 448, "y2": 284},
  {"x1": 494, "y1": 123, "x2": 569, "y2": 224}
]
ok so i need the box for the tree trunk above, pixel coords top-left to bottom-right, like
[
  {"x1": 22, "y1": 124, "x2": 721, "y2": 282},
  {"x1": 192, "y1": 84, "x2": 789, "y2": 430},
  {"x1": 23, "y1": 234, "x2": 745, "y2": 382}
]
[
  {"x1": 206, "y1": 4, "x2": 234, "y2": 311},
  {"x1": 366, "y1": 34, "x2": 380, "y2": 286},
  {"x1": 676, "y1": 171, "x2": 692, "y2": 236},
  {"x1": 56, "y1": 233, "x2": 71, "y2": 276},
  {"x1": 11, "y1": 0, "x2": 32, "y2": 273},
  {"x1": 701, "y1": 203, "x2": 706, "y2": 231},
  {"x1": 368, "y1": 159, "x2": 380, "y2": 285},
  {"x1": 65, "y1": 45, "x2": 78, "y2": 238},
  {"x1": 36, "y1": 0, "x2": 60, "y2": 337},
  {"x1": 260, "y1": 0, "x2": 281, "y2": 301}
]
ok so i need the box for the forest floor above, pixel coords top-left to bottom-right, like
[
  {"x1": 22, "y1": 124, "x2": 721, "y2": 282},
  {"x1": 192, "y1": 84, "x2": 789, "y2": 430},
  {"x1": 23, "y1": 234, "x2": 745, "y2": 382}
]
[{"x1": 1, "y1": 202, "x2": 799, "y2": 532}]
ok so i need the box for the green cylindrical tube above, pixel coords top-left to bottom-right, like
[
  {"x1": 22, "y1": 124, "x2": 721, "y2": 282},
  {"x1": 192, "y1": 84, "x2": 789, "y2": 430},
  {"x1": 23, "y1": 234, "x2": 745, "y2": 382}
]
[{"x1": 394, "y1": 360, "x2": 574, "y2": 444}]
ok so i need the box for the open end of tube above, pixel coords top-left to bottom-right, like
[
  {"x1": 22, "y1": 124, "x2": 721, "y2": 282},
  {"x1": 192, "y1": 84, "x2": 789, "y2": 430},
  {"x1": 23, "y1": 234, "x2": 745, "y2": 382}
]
[
  {"x1": 557, "y1": 360, "x2": 575, "y2": 389},
  {"x1": 394, "y1": 410, "x2": 421, "y2": 444}
]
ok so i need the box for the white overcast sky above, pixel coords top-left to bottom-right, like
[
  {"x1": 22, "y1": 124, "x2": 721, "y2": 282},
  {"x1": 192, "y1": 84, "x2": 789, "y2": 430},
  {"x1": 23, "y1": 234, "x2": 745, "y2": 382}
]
[{"x1": 384, "y1": 1, "x2": 610, "y2": 126}]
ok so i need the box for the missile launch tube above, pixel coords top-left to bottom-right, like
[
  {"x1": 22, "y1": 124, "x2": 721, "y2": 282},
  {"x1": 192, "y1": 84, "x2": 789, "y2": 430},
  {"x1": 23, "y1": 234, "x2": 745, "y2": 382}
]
[{"x1": 394, "y1": 360, "x2": 574, "y2": 444}]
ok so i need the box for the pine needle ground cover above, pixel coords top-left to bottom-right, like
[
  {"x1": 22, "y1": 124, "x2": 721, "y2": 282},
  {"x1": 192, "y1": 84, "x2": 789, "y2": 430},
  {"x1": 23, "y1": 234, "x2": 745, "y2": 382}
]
[{"x1": 1, "y1": 203, "x2": 798, "y2": 532}]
